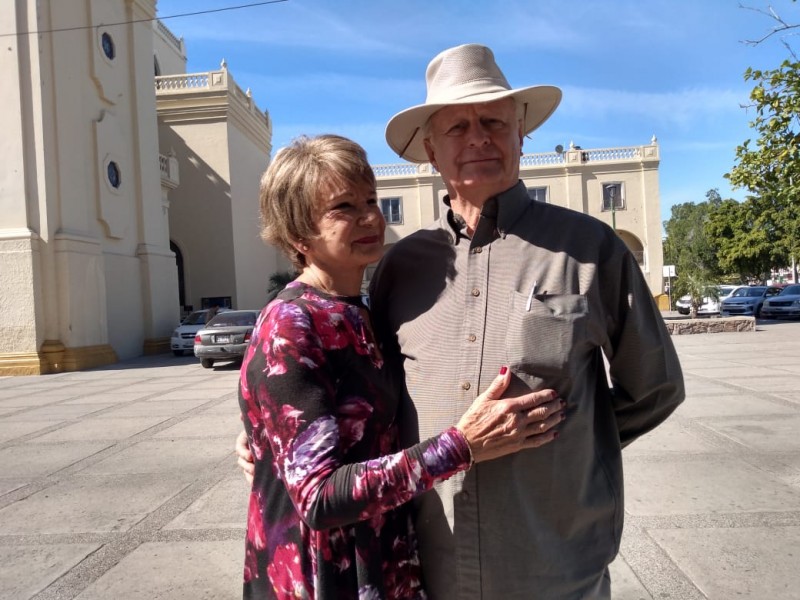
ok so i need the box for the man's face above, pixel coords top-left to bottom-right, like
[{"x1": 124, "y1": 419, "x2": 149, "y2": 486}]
[{"x1": 423, "y1": 98, "x2": 523, "y2": 201}]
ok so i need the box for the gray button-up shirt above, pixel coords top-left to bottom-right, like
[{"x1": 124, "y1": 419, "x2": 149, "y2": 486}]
[{"x1": 369, "y1": 181, "x2": 684, "y2": 600}]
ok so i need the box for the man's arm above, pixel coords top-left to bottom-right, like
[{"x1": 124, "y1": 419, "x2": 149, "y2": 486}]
[{"x1": 604, "y1": 249, "x2": 685, "y2": 447}]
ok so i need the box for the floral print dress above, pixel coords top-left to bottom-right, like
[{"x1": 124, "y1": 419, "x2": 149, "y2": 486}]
[{"x1": 239, "y1": 282, "x2": 472, "y2": 600}]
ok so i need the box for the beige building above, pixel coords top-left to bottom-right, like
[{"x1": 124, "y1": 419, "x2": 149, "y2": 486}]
[
  {"x1": 0, "y1": 0, "x2": 278, "y2": 375},
  {"x1": 372, "y1": 140, "x2": 664, "y2": 294}
]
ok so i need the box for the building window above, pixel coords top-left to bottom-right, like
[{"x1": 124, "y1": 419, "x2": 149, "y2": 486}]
[
  {"x1": 602, "y1": 183, "x2": 624, "y2": 211},
  {"x1": 107, "y1": 161, "x2": 121, "y2": 188},
  {"x1": 101, "y1": 32, "x2": 115, "y2": 60},
  {"x1": 380, "y1": 197, "x2": 403, "y2": 224},
  {"x1": 527, "y1": 186, "x2": 548, "y2": 203}
]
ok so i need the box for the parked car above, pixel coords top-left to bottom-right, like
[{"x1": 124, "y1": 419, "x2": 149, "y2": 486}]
[
  {"x1": 193, "y1": 309, "x2": 260, "y2": 368},
  {"x1": 720, "y1": 285, "x2": 782, "y2": 318},
  {"x1": 675, "y1": 285, "x2": 737, "y2": 316},
  {"x1": 170, "y1": 308, "x2": 230, "y2": 356},
  {"x1": 760, "y1": 284, "x2": 800, "y2": 319}
]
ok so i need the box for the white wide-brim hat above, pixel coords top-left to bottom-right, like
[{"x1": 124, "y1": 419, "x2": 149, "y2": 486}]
[{"x1": 385, "y1": 44, "x2": 562, "y2": 164}]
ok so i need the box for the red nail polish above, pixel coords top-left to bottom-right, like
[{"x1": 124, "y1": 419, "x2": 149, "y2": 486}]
[{"x1": 499, "y1": 366, "x2": 508, "y2": 375}]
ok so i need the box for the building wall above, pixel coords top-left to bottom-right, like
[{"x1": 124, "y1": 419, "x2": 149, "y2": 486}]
[
  {"x1": 156, "y1": 66, "x2": 277, "y2": 314},
  {"x1": 0, "y1": 0, "x2": 180, "y2": 374},
  {"x1": 227, "y1": 125, "x2": 276, "y2": 310},
  {"x1": 152, "y1": 19, "x2": 187, "y2": 76}
]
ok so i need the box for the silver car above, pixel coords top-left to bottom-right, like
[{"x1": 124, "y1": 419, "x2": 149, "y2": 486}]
[
  {"x1": 760, "y1": 284, "x2": 800, "y2": 319},
  {"x1": 193, "y1": 310, "x2": 260, "y2": 368}
]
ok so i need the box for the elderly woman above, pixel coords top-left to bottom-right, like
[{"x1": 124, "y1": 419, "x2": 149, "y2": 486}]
[{"x1": 239, "y1": 134, "x2": 564, "y2": 599}]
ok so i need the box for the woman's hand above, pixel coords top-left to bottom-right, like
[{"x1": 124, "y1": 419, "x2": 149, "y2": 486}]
[
  {"x1": 235, "y1": 427, "x2": 255, "y2": 485},
  {"x1": 456, "y1": 367, "x2": 564, "y2": 464}
]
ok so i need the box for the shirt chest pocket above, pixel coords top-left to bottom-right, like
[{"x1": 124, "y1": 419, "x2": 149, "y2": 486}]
[{"x1": 505, "y1": 291, "x2": 589, "y2": 377}]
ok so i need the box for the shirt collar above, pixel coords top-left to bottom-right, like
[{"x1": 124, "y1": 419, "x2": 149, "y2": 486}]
[{"x1": 440, "y1": 181, "x2": 532, "y2": 246}]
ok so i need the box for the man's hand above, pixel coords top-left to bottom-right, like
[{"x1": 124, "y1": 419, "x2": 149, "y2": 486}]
[
  {"x1": 456, "y1": 367, "x2": 565, "y2": 464},
  {"x1": 235, "y1": 428, "x2": 255, "y2": 485}
]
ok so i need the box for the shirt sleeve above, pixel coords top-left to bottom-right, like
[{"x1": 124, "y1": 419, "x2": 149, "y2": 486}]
[
  {"x1": 603, "y1": 246, "x2": 686, "y2": 447},
  {"x1": 240, "y1": 300, "x2": 472, "y2": 531}
]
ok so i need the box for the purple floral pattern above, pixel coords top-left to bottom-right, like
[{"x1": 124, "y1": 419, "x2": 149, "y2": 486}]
[{"x1": 239, "y1": 282, "x2": 471, "y2": 599}]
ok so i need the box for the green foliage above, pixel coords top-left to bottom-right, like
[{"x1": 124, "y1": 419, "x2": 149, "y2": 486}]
[
  {"x1": 662, "y1": 190, "x2": 725, "y2": 283},
  {"x1": 265, "y1": 269, "x2": 296, "y2": 302},
  {"x1": 726, "y1": 59, "x2": 800, "y2": 265},
  {"x1": 671, "y1": 270, "x2": 720, "y2": 318},
  {"x1": 705, "y1": 198, "x2": 777, "y2": 282}
]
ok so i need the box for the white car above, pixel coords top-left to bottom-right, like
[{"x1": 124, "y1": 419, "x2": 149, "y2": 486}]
[
  {"x1": 170, "y1": 308, "x2": 230, "y2": 356},
  {"x1": 675, "y1": 285, "x2": 737, "y2": 316}
]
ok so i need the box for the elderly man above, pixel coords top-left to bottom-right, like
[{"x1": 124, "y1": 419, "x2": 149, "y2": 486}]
[{"x1": 369, "y1": 44, "x2": 685, "y2": 599}]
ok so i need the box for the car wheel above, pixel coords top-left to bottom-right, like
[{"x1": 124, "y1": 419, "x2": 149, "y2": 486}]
[
  {"x1": 754, "y1": 304, "x2": 762, "y2": 318},
  {"x1": 173, "y1": 350, "x2": 183, "y2": 357},
  {"x1": 200, "y1": 358, "x2": 214, "y2": 369}
]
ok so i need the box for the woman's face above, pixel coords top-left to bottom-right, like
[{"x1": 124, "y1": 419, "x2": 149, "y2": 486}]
[{"x1": 302, "y1": 178, "x2": 385, "y2": 273}]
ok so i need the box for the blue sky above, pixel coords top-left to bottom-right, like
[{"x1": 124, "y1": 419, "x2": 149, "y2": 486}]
[{"x1": 157, "y1": 0, "x2": 799, "y2": 225}]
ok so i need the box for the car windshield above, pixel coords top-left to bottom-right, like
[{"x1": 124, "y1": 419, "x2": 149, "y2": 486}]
[
  {"x1": 779, "y1": 284, "x2": 800, "y2": 295},
  {"x1": 731, "y1": 287, "x2": 765, "y2": 298},
  {"x1": 207, "y1": 311, "x2": 257, "y2": 327},
  {"x1": 182, "y1": 311, "x2": 208, "y2": 325}
]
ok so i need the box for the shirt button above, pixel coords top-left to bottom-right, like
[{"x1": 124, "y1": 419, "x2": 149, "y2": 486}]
[
  {"x1": 467, "y1": 334, "x2": 476, "y2": 342},
  {"x1": 462, "y1": 381, "x2": 471, "y2": 391},
  {"x1": 471, "y1": 288, "x2": 480, "y2": 297},
  {"x1": 473, "y1": 247, "x2": 482, "y2": 254}
]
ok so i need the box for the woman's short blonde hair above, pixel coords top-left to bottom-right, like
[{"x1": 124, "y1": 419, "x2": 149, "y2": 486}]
[{"x1": 259, "y1": 134, "x2": 376, "y2": 270}]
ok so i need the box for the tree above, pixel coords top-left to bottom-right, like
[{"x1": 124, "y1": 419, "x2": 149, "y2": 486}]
[
  {"x1": 265, "y1": 269, "x2": 296, "y2": 303},
  {"x1": 705, "y1": 197, "x2": 778, "y2": 282},
  {"x1": 664, "y1": 190, "x2": 724, "y2": 299},
  {"x1": 726, "y1": 56, "x2": 800, "y2": 281}
]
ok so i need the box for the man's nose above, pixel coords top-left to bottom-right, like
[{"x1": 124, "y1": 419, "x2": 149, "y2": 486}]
[{"x1": 466, "y1": 121, "x2": 491, "y2": 146}]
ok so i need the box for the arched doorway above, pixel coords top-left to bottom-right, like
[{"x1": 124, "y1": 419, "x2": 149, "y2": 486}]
[{"x1": 615, "y1": 230, "x2": 646, "y2": 268}]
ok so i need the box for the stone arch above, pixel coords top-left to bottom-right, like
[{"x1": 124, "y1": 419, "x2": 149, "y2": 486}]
[{"x1": 615, "y1": 229, "x2": 645, "y2": 268}]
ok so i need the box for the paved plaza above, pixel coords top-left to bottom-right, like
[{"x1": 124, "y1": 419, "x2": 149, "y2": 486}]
[{"x1": 1, "y1": 320, "x2": 800, "y2": 599}]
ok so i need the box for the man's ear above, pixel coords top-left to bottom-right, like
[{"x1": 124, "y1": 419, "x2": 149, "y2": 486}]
[{"x1": 423, "y1": 138, "x2": 438, "y2": 170}]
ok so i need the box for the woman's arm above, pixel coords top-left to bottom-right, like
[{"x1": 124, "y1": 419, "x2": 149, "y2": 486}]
[{"x1": 241, "y1": 301, "x2": 563, "y2": 530}]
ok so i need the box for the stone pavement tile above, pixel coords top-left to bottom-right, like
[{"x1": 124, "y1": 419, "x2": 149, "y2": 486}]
[
  {"x1": 165, "y1": 473, "x2": 248, "y2": 531},
  {"x1": 74, "y1": 540, "x2": 243, "y2": 600},
  {"x1": 0, "y1": 473, "x2": 192, "y2": 534},
  {"x1": 0, "y1": 420, "x2": 63, "y2": 444},
  {"x1": 608, "y1": 556, "x2": 652, "y2": 600},
  {"x1": 153, "y1": 413, "x2": 242, "y2": 439},
  {"x1": 0, "y1": 542, "x2": 101, "y2": 600},
  {"x1": 147, "y1": 388, "x2": 231, "y2": 401},
  {"x1": 97, "y1": 398, "x2": 211, "y2": 418},
  {"x1": 2, "y1": 403, "x2": 114, "y2": 421},
  {"x1": 79, "y1": 438, "x2": 232, "y2": 476},
  {"x1": 772, "y1": 391, "x2": 800, "y2": 405},
  {"x1": 624, "y1": 455, "x2": 800, "y2": 516},
  {"x1": 0, "y1": 394, "x2": 78, "y2": 408},
  {"x1": 681, "y1": 379, "x2": 740, "y2": 396},
  {"x1": 0, "y1": 478, "x2": 29, "y2": 496},
  {"x1": 33, "y1": 416, "x2": 171, "y2": 442},
  {"x1": 623, "y1": 419, "x2": 721, "y2": 457},
  {"x1": 701, "y1": 414, "x2": 800, "y2": 452},
  {"x1": 672, "y1": 392, "x2": 796, "y2": 418},
  {"x1": 0, "y1": 441, "x2": 111, "y2": 478},
  {"x1": 648, "y1": 526, "x2": 800, "y2": 600},
  {"x1": 682, "y1": 365, "x2": 783, "y2": 379},
  {"x1": 62, "y1": 390, "x2": 163, "y2": 404},
  {"x1": 717, "y1": 376, "x2": 798, "y2": 393}
]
